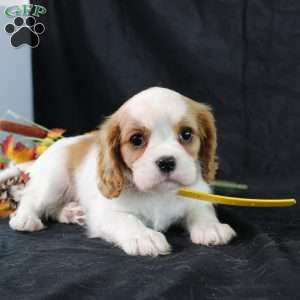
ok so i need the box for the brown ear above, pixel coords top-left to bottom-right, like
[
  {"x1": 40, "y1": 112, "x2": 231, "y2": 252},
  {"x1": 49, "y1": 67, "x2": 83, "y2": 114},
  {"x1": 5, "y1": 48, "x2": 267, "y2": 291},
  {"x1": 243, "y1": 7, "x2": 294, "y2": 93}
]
[
  {"x1": 197, "y1": 103, "x2": 218, "y2": 182},
  {"x1": 97, "y1": 113, "x2": 124, "y2": 198},
  {"x1": 185, "y1": 98, "x2": 218, "y2": 182}
]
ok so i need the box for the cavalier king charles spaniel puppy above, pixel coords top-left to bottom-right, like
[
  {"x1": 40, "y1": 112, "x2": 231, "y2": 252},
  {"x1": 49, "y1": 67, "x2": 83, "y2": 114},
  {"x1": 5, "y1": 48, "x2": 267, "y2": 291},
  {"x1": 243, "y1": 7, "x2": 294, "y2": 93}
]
[{"x1": 9, "y1": 87, "x2": 236, "y2": 256}]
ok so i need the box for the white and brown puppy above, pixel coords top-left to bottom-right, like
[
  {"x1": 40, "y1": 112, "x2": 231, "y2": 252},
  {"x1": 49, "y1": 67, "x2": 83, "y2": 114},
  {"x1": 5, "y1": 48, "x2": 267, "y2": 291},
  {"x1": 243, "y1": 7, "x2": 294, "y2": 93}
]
[{"x1": 9, "y1": 87, "x2": 236, "y2": 256}]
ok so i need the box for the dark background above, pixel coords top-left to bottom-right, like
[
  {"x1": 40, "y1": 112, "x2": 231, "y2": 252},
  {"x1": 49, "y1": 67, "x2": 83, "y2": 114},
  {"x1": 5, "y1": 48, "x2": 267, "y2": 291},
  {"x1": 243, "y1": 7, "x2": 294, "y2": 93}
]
[{"x1": 1, "y1": 1, "x2": 299, "y2": 299}]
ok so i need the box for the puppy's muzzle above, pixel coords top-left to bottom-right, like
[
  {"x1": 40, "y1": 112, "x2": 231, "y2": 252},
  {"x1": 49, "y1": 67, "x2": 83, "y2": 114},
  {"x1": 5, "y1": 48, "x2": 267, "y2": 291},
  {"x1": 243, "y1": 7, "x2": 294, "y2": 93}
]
[{"x1": 155, "y1": 156, "x2": 176, "y2": 173}]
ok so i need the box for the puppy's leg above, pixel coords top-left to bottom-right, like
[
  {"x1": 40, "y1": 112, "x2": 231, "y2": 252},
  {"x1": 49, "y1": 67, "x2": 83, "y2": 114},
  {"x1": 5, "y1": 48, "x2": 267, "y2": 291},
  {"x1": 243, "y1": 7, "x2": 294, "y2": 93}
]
[
  {"x1": 184, "y1": 202, "x2": 237, "y2": 246},
  {"x1": 9, "y1": 142, "x2": 70, "y2": 232},
  {"x1": 87, "y1": 210, "x2": 171, "y2": 256},
  {"x1": 9, "y1": 174, "x2": 68, "y2": 232},
  {"x1": 9, "y1": 187, "x2": 49, "y2": 232}
]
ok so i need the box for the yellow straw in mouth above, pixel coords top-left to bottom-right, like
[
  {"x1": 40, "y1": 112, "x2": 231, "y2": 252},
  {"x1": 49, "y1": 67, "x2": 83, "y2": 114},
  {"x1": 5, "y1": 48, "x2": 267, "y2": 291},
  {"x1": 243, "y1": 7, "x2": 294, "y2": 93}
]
[{"x1": 177, "y1": 188, "x2": 296, "y2": 207}]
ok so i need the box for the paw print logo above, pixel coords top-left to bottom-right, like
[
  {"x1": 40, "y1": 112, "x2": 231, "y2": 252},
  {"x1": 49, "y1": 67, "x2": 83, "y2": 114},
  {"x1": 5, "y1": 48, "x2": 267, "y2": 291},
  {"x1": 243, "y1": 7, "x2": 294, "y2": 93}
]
[{"x1": 5, "y1": 16, "x2": 45, "y2": 48}]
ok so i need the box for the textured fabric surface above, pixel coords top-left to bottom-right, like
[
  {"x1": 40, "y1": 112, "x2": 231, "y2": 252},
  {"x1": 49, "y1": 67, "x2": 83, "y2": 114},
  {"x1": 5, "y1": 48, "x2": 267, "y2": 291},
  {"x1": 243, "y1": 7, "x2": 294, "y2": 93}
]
[
  {"x1": 2, "y1": 0, "x2": 299, "y2": 299},
  {"x1": 0, "y1": 206, "x2": 299, "y2": 299}
]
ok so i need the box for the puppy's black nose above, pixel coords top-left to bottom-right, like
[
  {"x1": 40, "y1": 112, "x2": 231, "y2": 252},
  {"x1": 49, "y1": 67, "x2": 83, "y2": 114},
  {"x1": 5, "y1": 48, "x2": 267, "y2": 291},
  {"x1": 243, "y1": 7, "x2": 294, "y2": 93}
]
[{"x1": 156, "y1": 156, "x2": 176, "y2": 173}]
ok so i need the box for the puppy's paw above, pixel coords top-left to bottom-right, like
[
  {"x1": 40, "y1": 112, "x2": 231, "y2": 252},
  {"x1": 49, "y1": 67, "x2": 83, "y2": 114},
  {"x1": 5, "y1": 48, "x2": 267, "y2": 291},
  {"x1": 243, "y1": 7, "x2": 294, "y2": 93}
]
[
  {"x1": 57, "y1": 202, "x2": 85, "y2": 226},
  {"x1": 190, "y1": 223, "x2": 236, "y2": 246},
  {"x1": 121, "y1": 229, "x2": 171, "y2": 256},
  {"x1": 9, "y1": 213, "x2": 45, "y2": 232}
]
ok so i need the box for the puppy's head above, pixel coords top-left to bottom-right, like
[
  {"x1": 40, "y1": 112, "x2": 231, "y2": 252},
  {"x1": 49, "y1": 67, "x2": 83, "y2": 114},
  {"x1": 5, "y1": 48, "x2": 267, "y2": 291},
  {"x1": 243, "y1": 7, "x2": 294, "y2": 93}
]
[{"x1": 97, "y1": 87, "x2": 217, "y2": 198}]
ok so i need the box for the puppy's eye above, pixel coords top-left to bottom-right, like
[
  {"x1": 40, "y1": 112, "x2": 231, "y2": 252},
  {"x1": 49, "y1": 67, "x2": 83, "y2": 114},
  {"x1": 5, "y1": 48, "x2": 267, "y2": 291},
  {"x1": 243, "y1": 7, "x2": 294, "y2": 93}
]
[
  {"x1": 130, "y1": 133, "x2": 145, "y2": 147},
  {"x1": 179, "y1": 127, "x2": 193, "y2": 143}
]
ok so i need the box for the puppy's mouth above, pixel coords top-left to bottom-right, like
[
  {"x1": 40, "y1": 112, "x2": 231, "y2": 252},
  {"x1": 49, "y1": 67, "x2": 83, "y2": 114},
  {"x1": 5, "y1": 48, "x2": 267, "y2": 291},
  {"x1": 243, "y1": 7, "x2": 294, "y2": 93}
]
[
  {"x1": 161, "y1": 176, "x2": 182, "y2": 188},
  {"x1": 162, "y1": 174, "x2": 181, "y2": 184},
  {"x1": 143, "y1": 174, "x2": 183, "y2": 192}
]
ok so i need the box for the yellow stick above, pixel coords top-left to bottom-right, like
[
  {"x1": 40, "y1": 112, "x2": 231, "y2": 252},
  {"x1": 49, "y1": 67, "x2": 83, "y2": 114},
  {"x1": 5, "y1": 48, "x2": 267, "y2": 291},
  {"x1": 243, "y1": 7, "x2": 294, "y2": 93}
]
[{"x1": 177, "y1": 188, "x2": 296, "y2": 207}]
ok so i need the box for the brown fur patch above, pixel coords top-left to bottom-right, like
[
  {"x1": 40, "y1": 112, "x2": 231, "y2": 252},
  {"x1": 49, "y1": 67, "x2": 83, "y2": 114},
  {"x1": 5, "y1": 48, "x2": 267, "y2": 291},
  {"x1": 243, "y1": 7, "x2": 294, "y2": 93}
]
[
  {"x1": 184, "y1": 97, "x2": 218, "y2": 182},
  {"x1": 66, "y1": 132, "x2": 98, "y2": 171},
  {"x1": 97, "y1": 113, "x2": 124, "y2": 199}
]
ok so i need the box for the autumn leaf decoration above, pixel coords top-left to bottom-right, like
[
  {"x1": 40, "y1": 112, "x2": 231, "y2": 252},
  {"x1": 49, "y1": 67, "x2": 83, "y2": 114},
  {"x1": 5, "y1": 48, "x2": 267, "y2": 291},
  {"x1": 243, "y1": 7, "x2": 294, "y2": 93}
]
[
  {"x1": 1, "y1": 135, "x2": 35, "y2": 164},
  {"x1": 0, "y1": 118, "x2": 65, "y2": 165},
  {"x1": 35, "y1": 128, "x2": 65, "y2": 156}
]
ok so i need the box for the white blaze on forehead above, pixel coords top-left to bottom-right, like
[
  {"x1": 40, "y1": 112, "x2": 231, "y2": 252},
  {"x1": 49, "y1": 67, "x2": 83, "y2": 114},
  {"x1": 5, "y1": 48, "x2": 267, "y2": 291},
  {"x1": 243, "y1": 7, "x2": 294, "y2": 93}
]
[{"x1": 123, "y1": 87, "x2": 187, "y2": 128}]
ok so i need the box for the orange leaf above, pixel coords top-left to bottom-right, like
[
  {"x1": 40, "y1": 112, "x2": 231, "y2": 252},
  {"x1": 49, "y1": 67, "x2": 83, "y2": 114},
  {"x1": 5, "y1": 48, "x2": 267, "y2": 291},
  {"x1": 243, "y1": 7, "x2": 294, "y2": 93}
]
[
  {"x1": 47, "y1": 128, "x2": 65, "y2": 139},
  {"x1": 0, "y1": 202, "x2": 11, "y2": 211},
  {"x1": 10, "y1": 147, "x2": 35, "y2": 164},
  {"x1": 1, "y1": 135, "x2": 14, "y2": 156},
  {"x1": 1, "y1": 135, "x2": 35, "y2": 163}
]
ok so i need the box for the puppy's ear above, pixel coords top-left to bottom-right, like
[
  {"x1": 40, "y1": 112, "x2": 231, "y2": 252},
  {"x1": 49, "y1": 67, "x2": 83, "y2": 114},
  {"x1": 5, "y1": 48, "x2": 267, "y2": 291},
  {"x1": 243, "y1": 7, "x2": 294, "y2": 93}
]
[
  {"x1": 97, "y1": 113, "x2": 124, "y2": 198},
  {"x1": 196, "y1": 103, "x2": 218, "y2": 182},
  {"x1": 186, "y1": 98, "x2": 218, "y2": 182}
]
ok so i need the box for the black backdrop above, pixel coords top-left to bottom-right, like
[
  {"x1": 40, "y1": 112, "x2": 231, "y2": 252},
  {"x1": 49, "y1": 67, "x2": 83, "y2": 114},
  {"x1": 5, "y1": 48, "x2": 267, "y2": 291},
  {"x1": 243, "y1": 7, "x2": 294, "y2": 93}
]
[{"x1": 3, "y1": 0, "x2": 300, "y2": 299}]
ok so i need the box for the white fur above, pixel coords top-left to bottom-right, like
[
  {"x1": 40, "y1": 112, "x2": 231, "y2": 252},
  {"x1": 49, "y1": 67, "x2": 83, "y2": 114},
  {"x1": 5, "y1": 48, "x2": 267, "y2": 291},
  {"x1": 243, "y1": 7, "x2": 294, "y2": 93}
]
[{"x1": 9, "y1": 87, "x2": 236, "y2": 256}]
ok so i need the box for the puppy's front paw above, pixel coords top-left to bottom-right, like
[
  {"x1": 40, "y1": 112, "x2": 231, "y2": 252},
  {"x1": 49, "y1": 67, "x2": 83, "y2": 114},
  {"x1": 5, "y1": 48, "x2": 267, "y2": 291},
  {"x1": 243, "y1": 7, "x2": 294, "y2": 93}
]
[
  {"x1": 190, "y1": 223, "x2": 236, "y2": 246},
  {"x1": 121, "y1": 229, "x2": 171, "y2": 256},
  {"x1": 9, "y1": 213, "x2": 45, "y2": 232}
]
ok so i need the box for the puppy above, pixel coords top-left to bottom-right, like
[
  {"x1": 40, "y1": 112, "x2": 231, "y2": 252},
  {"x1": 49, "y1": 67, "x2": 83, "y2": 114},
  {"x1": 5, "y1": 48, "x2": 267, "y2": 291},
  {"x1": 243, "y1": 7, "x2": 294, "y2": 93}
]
[{"x1": 9, "y1": 87, "x2": 236, "y2": 256}]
